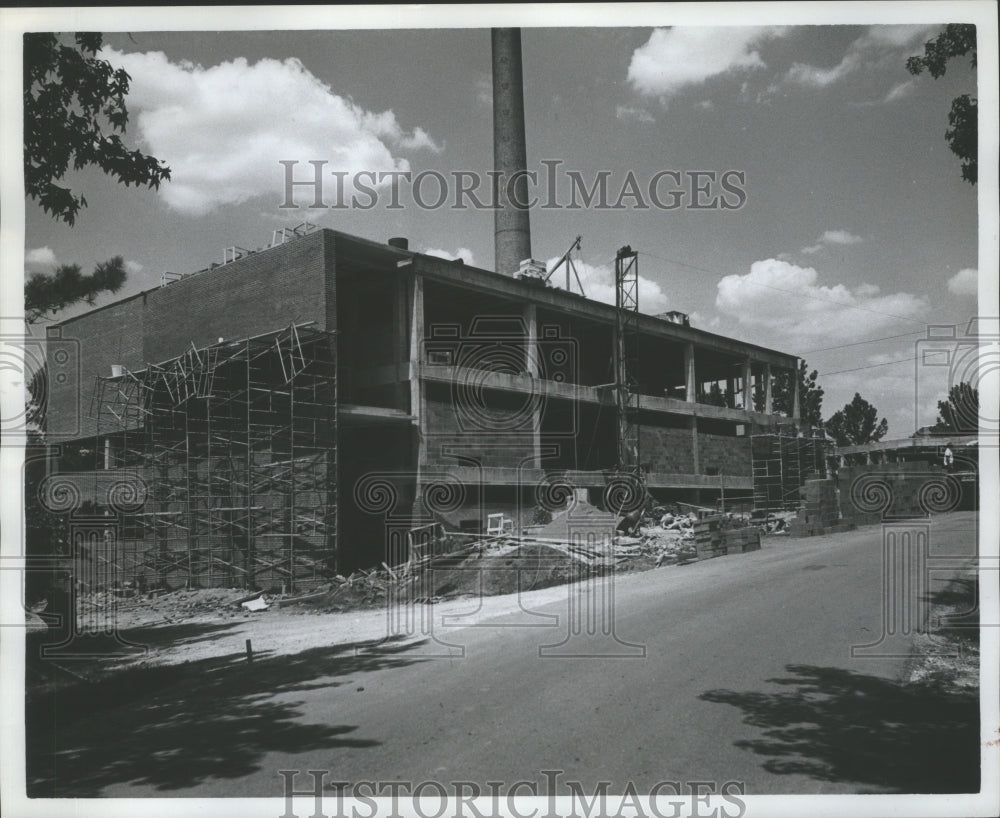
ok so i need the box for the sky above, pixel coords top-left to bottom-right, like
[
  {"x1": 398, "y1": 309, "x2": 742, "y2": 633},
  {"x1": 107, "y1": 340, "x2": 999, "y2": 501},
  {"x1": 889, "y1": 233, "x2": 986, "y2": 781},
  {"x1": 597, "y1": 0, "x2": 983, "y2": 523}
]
[{"x1": 8, "y1": 5, "x2": 997, "y2": 438}]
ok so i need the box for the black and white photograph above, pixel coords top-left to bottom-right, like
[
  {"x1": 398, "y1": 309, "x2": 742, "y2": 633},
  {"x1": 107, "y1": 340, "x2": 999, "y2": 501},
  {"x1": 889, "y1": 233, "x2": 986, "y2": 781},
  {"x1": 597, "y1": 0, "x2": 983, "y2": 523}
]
[{"x1": 1, "y1": 3, "x2": 998, "y2": 817}]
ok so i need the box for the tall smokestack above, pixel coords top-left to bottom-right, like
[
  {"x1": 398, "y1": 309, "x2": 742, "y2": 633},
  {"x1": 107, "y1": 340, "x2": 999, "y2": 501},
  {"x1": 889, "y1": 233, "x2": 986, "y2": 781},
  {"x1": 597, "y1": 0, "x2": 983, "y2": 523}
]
[{"x1": 492, "y1": 28, "x2": 532, "y2": 276}]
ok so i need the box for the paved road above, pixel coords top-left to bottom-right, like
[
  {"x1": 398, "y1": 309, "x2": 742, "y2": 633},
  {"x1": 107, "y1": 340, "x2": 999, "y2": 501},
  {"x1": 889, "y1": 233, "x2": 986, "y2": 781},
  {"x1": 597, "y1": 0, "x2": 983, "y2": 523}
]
[{"x1": 28, "y1": 512, "x2": 980, "y2": 798}]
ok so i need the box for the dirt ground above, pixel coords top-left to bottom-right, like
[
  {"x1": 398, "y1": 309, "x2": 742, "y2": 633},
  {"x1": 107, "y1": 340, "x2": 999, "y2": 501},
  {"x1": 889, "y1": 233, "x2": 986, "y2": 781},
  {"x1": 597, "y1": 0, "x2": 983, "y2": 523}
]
[{"x1": 23, "y1": 543, "x2": 677, "y2": 689}]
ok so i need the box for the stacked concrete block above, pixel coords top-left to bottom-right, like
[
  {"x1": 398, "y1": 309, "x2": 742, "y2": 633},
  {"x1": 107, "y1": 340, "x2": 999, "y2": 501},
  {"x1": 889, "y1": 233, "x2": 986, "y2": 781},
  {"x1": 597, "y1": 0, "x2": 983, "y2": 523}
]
[
  {"x1": 693, "y1": 516, "x2": 761, "y2": 559},
  {"x1": 787, "y1": 478, "x2": 856, "y2": 537},
  {"x1": 693, "y1": 516, "x2": 725, "y2": 559},
  {"x1": 723, "y1": 527, "x2": 761, "y2": 554},
  {"x1": 838, "y1": 463, "x2": 940, "y2": 522}
]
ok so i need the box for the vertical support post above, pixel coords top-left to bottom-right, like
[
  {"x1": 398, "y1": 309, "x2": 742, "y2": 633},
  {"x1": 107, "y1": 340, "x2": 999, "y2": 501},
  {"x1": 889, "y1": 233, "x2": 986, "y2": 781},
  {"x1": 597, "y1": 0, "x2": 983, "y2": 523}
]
[
  {"x1": 409, "y1": 274, "x2": 427, "y2": 521},
  {"x1": 792, "y1": 363, "x2": 801, "y2": 420},
  {"x1": 288, "y1": 351, "x2": 296, "y2": 594},
  {"x1": 207, "y1": 388, "x2": 213, "y2": 588},
  {"x1": 614, "y1": 247, "x2": 640, "y2": 474},
  {"x1": 245, "y1": 340, "x2": 254, "y2": 589},
  {"x1": 684, "y1": 343, "x2": 696, "y2": 403},
  {"x1": 523, "y1": 302, "x2": 541, "y2": 468},
  {"x1": 764, "y1": 363, "x2": 773, "y2": 415},
  {"x1": 409, "y1": 274, "x2": 425, "y2": 433},
  {"x1": 184, "y1": 410, "x2": 193, "y2": 588},
  {"x1": 393, "y1": 273, "x2": 409, "y2": 410},
  {"x1": 742, "y1": 360, "x2": 753, "y2": 411},
  {"x1": 690, "y1": 416, "x2": 700, "y2": 475}
]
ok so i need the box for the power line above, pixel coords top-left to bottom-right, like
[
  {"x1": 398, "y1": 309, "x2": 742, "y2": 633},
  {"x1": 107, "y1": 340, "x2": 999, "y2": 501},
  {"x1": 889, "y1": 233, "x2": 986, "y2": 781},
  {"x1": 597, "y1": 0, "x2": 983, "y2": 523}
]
[
  {"x1": 802, "y1": 330, "x2": 928, "y2": 353},
  {"x1": 819, "y1": 356, "x2": 917, "y2": 376}
]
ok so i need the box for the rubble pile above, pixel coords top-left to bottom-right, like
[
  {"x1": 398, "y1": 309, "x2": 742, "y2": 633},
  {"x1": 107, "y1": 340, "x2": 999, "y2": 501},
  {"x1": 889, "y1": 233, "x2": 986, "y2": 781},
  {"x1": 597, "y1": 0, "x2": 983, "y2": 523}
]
[{"x1": 56, "y1": 500, "x2": 805, "y2": 629}]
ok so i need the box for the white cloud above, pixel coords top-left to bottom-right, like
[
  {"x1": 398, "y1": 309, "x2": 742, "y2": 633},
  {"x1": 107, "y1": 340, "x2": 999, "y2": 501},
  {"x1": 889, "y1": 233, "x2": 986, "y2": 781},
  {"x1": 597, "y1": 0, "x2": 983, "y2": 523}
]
[
  {"x1": 547, "y1": 257, "x2": 669, "y2": 315},
  {"x1": 883, "y1": 80, "x2": 916, "y2": 103},
  {"x1": 124, "y1": 260, "x2": 144, "y2": 275},
  {"x1": 25, "y1": 247, "x2": 57, "y2": 268},
  {"x1": 820, "y1": 229, "x2": 863, "y2": 246},
  {"x1": 854, "y1": 24, "x2": 939, "y2": 50},
  {"x1": 687, "y1": 310, "x2": 720, "y2": 330},
  {"x1": 784, "y1": 24, "x2": 939, "y2": 89},
  {"x1": 101, "y1": 48, "x2": 440, "y2": 215},
  {"x1": 694, "y1": 99, "x2": 715, "y2": 111},
  {"x1": 628, "y1": 27, "x2": 787, "y2": 97},
  {"x1": 786, "y1": 52, "x2": 862, "y2": 88},
  {"x1": 947, "y1": 268, "x2": 978, "y2": 296},
  {"x1": 801, "y1": 229, "x2": 863, "y2": 254},
  {"x1": 852, "y1": 79, "x2": 918, "y2": 107},
  {"x1": 397, "y1": 127, "x2": 442, "y2": 152},
  {"x1": 715, "y1": 257, "x2": 928, "y2": 345},
  {"x1": 423, "y1": 247, "x2": 478, "y2": 267},
  {"x1": 615, "y1": 105, "x2": 656, "y2": 123}
]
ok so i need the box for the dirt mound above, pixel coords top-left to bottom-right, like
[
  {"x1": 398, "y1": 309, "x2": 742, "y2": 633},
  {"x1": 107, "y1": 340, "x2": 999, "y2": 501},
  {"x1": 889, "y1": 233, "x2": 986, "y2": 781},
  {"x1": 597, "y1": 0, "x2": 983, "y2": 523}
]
[
  {"x1": 430, "y1": 544, "x2": 588, "y2": 597},
  {"x1": 531, "y1": 498, "x2": 617, "y2": 541}
]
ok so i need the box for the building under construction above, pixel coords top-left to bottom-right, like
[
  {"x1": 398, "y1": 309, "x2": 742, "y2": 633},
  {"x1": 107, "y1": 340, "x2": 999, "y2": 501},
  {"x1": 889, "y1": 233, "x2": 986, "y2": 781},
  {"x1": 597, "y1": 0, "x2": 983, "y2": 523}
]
[
  {"x1": 43, "y1": 225, "x2": 819, "y2": 590},
  {"x1": 39, "y1": 29, "x2": 822, "y2": 592}
]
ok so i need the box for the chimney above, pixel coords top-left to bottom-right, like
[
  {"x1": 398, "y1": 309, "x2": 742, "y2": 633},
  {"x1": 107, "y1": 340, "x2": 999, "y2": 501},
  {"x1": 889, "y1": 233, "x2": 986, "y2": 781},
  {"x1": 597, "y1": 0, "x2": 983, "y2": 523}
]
[{"x1": 492, "y1": 28, "x2": 532, "y2": 276}]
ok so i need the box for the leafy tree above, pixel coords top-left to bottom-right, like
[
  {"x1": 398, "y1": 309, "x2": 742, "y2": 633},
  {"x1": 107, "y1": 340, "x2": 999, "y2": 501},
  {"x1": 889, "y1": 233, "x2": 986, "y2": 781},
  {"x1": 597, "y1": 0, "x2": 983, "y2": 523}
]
[
  {"x1": 699, "y1": 382, "x2": 728, "y2": 408},
  {"x1": 25, "y1": 255, "x2": 127, "y2": 323},
  {"x1": 825, "y1": 393, "x2": 889, "y2": 445},
  {"x1": 24, "y1": 32, "x2": 171, "y2": 225},
  {"x1": 933, "y1": 382, "x2": 979, "y2": 433},
  {"x1": 907, "y1": 24, "x2": 978, "y2": 185},
  {"x1": 772, "y1": 360, "x2": 824, "y2": 426}
]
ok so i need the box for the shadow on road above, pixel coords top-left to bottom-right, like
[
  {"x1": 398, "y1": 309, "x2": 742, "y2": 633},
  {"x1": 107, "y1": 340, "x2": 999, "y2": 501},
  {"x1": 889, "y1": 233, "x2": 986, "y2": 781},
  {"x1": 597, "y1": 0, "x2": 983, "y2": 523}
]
[
  {"x1": 27, "y1": 636, "x2": 427, "y2": 796},
  {"x1": 700, "y1": 664, "x2": 979, "y2": 793}
]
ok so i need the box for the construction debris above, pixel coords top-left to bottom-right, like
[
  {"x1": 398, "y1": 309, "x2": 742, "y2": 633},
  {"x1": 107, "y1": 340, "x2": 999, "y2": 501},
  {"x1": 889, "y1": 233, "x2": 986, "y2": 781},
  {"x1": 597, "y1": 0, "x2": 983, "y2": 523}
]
[{"x1": 64, "y1": 499, "x2": 788, "y2": 631}]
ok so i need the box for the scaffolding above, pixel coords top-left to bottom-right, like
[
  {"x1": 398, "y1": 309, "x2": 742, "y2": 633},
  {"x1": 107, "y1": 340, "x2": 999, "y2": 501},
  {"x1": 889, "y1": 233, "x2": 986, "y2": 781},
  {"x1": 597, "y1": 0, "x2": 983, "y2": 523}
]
[
  {"x1": 750, "y1": 428, "x2": 831, "y2": 512},
  {"x1": 92, "y1": 323, "x2": 337, "y2": 592},
  {"x1": 614, "y1": 245, "x2": 640, "y2": 474}
]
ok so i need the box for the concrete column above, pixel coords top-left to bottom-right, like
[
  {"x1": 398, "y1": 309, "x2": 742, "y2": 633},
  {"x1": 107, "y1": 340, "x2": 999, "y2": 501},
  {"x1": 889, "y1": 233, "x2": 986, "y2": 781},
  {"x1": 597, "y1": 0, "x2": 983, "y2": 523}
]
[
  {"x1": 523, "y1": 303, "x2": 538, "y2": 377},
  {"x1": 684, "y1": 343, "x2": 696, "y2": 402},
  {"x1": 524, "y1": 303, "x2": 541, "y2": 468},
  {"x1": 690, "y1": 416, "x2": 700, "y2": 474},
  {"x1": 393, "y1": 274, "x2": 409, "y2": 410},
  {"x1": 409, "y1": 275, "x2": 425, "y2": 432},
  {"x1": 764, "y1": 363, "x2": 773, "y2": 414},
  {"x1": 742, "y1": 359, "x2": 753, "y2": 411},
  {"x1": 492, "y1": 28, "x2": 531, "y2": 276},
  {"x1": 726, "y1": 375, "x2": 735, "y2": 409}
]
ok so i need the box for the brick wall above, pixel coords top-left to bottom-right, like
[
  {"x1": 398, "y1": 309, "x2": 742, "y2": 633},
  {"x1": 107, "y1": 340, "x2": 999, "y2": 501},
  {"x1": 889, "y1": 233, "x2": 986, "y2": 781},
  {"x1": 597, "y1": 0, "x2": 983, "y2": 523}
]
[
  {"x1": 640, "y1": 425, "x2": 695, "y2": 473},
  {"x1": 143, "y1": 229, "x2": 329, "y2": 359},
  {"x1": 699, "y1": 430, "x2": 751, "y2": 475},
  {"x1": 422, "y1": 387, "x2": 535, "y2": 468},
  {"x1": 47, "y1": 296, "x2": 145, "y2": 440},
  {"x1": 47, "y1": 231, "x2": 333, "y2": 442}
]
